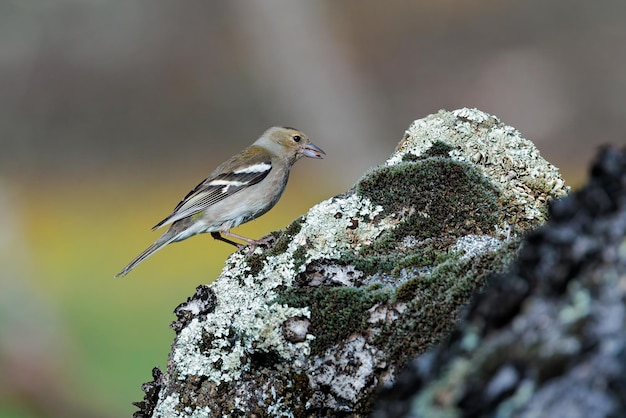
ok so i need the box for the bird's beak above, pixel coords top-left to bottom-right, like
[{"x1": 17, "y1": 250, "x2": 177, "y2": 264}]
[{"x1": 302, "y1": 143, "x2": 325, "y2": 159}]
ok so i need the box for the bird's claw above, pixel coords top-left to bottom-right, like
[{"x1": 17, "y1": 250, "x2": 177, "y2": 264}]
[{"x1": 242, "y1": 235, "x2": 276, "y2": 255}]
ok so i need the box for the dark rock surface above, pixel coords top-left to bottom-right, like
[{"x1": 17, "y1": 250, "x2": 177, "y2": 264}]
[{"x1": 372, "y1": 146, "x2": 626, "y2": 418}]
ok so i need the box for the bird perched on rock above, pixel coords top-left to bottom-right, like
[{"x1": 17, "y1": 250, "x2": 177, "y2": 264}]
[{"x1": 115, "y1": 126, "x2": 324, "y2": 277}]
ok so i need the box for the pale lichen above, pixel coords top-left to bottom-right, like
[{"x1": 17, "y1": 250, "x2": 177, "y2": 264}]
[
  {"x1": 293, "y1": 193, "x2": 388, "y2": 262},
  {"x1": 307, "y1": 335, "x2": 384, "y2": 407},
  {"x1": 154, "y1": 393, "x2": 213, "y2": 418},
  {"x1": 452, "y1": 235, "x2": 507, "y2": 261}
]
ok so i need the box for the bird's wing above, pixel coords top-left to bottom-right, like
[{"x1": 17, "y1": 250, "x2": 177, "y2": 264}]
[{"x1": 152, "y1": 150, "x2": 272, "y2": 229}]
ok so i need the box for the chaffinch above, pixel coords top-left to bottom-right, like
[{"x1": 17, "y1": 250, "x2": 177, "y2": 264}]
[{"x1": 115, "y1": 126, "x2": 324, "y2": 277}]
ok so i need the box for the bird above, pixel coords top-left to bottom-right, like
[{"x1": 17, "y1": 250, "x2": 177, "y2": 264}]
[{"x1": 115, "y1": 126, "x2": 324, "y2": 277}]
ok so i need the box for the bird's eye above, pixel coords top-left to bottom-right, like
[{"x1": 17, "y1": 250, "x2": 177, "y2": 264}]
[{"x1": 292, "y1": 135, "x2": 301, "y2": 143}]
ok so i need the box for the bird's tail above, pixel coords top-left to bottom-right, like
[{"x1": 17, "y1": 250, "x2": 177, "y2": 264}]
[{"x1": 115, "y1": 237, "x2": 173, "y2": 278}]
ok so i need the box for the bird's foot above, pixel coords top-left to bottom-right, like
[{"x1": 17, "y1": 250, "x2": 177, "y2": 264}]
[{"x1": 243, "y1": 235, "x2": 276, "y2": 255}]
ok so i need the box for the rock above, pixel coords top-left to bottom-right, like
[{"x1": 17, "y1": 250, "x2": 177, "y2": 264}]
[
  {"x1": 371, "y1": 145, "x2": 626, "y2": 418},
  {"x1": 133, "y1": 108, "x2": 568, "y2": 417}
]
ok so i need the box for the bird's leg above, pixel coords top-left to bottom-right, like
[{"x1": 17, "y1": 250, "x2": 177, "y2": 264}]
[
  {"x1": 223, "y1": 231, "x2": 268, "y2": 245},
  {"x1": 210, "y1": 231, "x2": 242, "y2": 248},
  {"x1": 217, "y1": 229, "x2": 276, "y2": 254}
]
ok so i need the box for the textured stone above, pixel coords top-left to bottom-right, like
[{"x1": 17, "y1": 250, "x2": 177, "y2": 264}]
[{"x1": 132, "y1": 108, "x2": 568, "y2": 417}]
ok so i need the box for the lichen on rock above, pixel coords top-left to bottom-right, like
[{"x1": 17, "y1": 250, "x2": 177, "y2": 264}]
[{"x1": 134, "y1": 108, "x2": 568, "y2": 417}]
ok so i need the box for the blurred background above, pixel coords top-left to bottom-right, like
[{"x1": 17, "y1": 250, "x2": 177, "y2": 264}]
[{"x1": 1, "y1": 1, "x2": 625, "y2": 417}]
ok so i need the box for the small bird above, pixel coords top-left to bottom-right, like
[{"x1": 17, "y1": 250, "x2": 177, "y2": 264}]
[{"x1": 115, "y1": 126, "x2": 324, "y2": 277}]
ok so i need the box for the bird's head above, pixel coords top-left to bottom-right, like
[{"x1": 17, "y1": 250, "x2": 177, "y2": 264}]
[{"x1": 259, "y1": 126, "x2": 325, "y2": 162}]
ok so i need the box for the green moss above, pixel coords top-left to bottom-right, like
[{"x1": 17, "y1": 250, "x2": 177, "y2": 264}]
[
  {"x1": 391, "y1": 247, "x2": 441, "y2": 273},
  {"x1": 341, "y1": 157, "x2": 501, "y2": 282},
  {"x1": 370, "y1": 259, "x2": 477, "y2": 367},
  {"x1": 393, "y1": 250, "x2": 467, "y2": 304},
  {"x1": 337, "y1": 253, "x2": 395, "y2": 276},
  {"x1": 369, "y1": 239, "x2": 520, "y2": 371},
  {"x1": 401, "y1": 140, "x2": 456, "y2": 162},
  {"x1": 291, "y1": 245, "x2": 308, "y2": 272},
  {"x1": 245, "y1": 252, "x2": 266, "y2": 278},
  {"x1": 422, "y1": 140, "x2": 456, "y2": 158},
  {"x1": 274, "y1": 286, "x2": 390, "y2": 353},
  {"x1": 401, "y1": 153, "x2": 421, "y2": 163},
  {"x1": 394, "y1": 274, "x2": 425, "y2": 303},
  {"x1": 268, "y1": 217, "x2": 304, "y2": 256},
  {"x1": 357, "y1": 158, "x2": 500, "y2": 243},
  {"x1": 336, "y1": 242, "x2": 457, "y2": 289}
]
